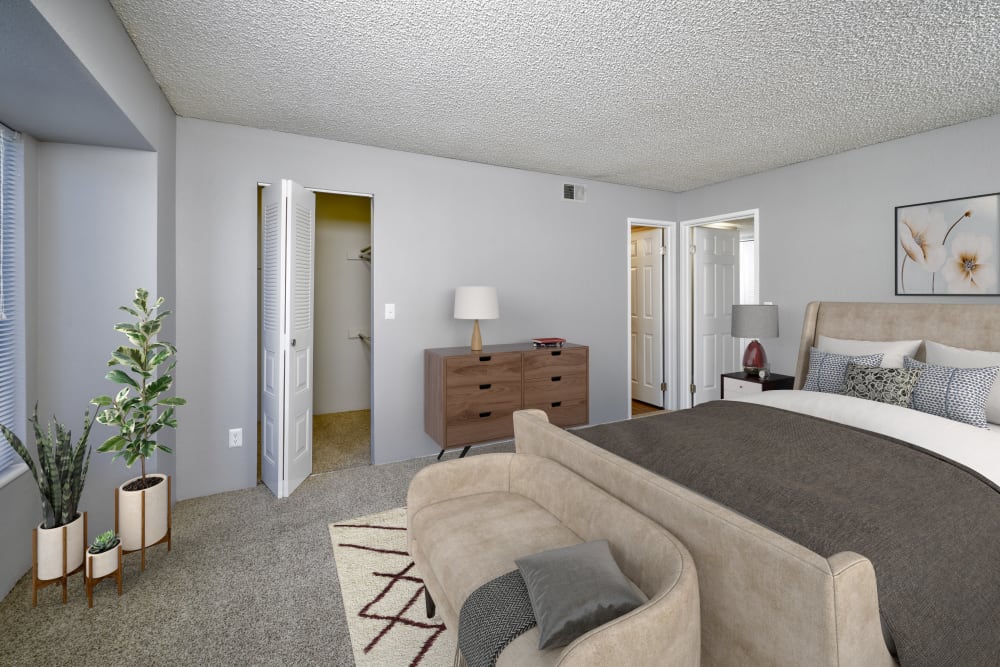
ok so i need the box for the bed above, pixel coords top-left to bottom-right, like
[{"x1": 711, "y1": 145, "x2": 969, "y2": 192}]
[{"x1": 512, "y1": 301, "x2": 1000, "y2": 667}]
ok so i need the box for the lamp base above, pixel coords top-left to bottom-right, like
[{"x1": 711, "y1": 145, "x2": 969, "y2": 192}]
[
  {"x1": 742, "y1": 339, "x2": 768, "y2": 375},
  {"x1": 470, "y1": 319, "x2": 482, "y2": 352}
]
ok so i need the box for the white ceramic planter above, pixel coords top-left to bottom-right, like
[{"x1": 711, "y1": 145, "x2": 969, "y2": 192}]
[
  {"x1": 87, "y1": 544, "x2": 121, "y2": 580},
  {"x1": 35, "y1": 512, "x2": 85, "y2": 581},
  {"x1": 117, "y1": 473, "x2": 169, "y2": 552}
]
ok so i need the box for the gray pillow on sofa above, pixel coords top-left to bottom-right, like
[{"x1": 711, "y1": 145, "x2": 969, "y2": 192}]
[{"x1": 515, "y1": 539, "x2": 646, "y2": 650}]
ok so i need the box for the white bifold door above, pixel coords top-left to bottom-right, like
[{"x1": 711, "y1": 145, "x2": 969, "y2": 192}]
[
  {"x1": 631, "y1": 228, "x2": 665, "y2": 407},
  {"x1": 261, "y1": 179, "x2": 315, "y2": 498},
  {"x1": 692, "y1": 226, "x2": 740, "y2": 405}
]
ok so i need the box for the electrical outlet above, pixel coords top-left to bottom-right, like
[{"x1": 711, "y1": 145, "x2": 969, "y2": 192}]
[{"x1": 229, "y1": 427, "x2": 243, "y2": 448}]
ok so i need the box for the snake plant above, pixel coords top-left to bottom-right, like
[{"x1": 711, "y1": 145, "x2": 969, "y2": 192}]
[
  {"x1": 0, "y1": 406, "x2": 94, "y2": 529},
  {"x1": 92, "y1": 288, "x2": 185, "y2": 486}
]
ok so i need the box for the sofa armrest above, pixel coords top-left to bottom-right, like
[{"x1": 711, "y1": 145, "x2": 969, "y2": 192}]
[
  {"x1": 829, "y1": 551, "x2": 897, "y2": 667},
  {"x1": 407, "y1": 453, "x2": 515, "y2": 554}
]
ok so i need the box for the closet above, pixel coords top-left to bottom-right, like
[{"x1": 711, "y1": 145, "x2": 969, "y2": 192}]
[
  {"x1": 256, "y1": 187, "x2": 373, "y2": 493},
  {"x1": 312, "y1": 193, "x2": 372, "y2": 473}
]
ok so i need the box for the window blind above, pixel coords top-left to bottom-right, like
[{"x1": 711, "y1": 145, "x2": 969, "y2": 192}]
[{"x1": 0, "y1": 123, "x2": 25, "y2": 484}]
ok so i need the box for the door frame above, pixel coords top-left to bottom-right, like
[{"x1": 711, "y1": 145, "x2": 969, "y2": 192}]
[
  {"x1": 308, "y1": 186, "x2": 375, "y2": 466},
  {"x1": 679, "y1": 209, "x2": 759, "y2": 408},
  {"x1": 625, "y1": 218, "x2": 677, "y2": 413},
  {"x1": 257, "y1": 183, "x2": 376, "y2": 487}
]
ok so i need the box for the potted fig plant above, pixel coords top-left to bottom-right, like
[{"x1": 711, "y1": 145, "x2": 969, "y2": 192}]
[
  {"x1": 0, "y1": 406, "x2": 93, "y2": 606},
  {"x1": 92, "y1": 288, "x2": 185, "y2": 569},
  {"x1": 85, "y1": 529, "x2": 122, "y2": 607}
]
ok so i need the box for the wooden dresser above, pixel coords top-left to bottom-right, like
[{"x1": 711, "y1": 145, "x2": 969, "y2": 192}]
[{"x1": 424, "y1": 343, "x2": 589, "y2": 454}]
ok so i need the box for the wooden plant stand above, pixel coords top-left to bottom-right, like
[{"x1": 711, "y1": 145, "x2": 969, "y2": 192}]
[
  {"x1": 85, "y1": 545, "x2": 123, "y2": 608},
  {"x1": 115, "y1": 475, "x2": 172, "y2": 571},
  {"x1": 31, "y1": 511, "x2": 87, "y2": 607}
]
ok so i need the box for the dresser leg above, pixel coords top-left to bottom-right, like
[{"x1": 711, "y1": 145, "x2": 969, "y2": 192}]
[
  {"x1": 437, "y1": 449, "x2": 444, "y2": 461},
  {"x1": 459, "y1": 446, "x2": 471, "y2": 458}
]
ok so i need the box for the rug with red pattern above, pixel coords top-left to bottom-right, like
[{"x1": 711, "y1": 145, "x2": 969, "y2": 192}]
[{"x1": 330, "y1": 507, "x2": 454, "y2": 666}]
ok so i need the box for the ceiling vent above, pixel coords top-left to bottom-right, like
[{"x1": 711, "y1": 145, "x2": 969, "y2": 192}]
[{"x1": 563, "y1": 183, "x2": 585, "y2": 202}]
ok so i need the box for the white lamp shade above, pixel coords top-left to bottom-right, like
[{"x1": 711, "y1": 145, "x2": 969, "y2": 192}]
[
  {"x1": 454, "y1": 286, "x2": 499, "y2": 320},
  {"x1": 731, "y1": 304, "x2": 778, "y2": 339}
]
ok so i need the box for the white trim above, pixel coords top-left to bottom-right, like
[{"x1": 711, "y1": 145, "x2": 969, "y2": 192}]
[
  {"x1": 626, "y1": 218, "x2": 678, "y2": 413},
  {"x1": 679, "y1": 209, "x2": 759, "y2": 408}
]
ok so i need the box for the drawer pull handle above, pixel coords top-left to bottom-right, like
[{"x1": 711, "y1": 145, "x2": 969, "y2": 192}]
[
  {"x1": 551, "y1": 350, "x2": 561, "y2": 356},
  {"x1": 479, "y1": 383, "x2": 491, "y2": 390},
  {"x1": 479, "y1": 355, "x2": 492, "y2": 362},
  {"x1": 551, "y1": 401, "x2": 562, "y2": 407},
  {"x1": 551, "y1": 376, "x2": 562, "y2": 382},
  {"x1": 478, "y1": 411, "x2": 492, "y2": 418}
]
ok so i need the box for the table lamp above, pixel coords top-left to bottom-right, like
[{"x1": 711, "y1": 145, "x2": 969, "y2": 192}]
[
  {"x1": 454, "y1": 286, "x2": 499, "y2": 352},
  {"x1": 731, "y1": 304, "x2": 778, "y2": 376}
]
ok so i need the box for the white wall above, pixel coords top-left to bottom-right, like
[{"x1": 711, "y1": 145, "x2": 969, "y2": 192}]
[
  {"x1": 175, "y1": 118, "x2": 677, "y2": 497},
  {"x1": 314, "y1": 194, "x2": 372, "y2": 414},
  {"x1": 677, "y1": 114, "x2": 1000, "y2": 377}
]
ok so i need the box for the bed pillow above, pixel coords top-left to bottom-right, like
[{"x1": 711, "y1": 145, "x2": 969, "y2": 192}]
[
  {"x1": 841, "y1": 363, "x2": 922, "y2": 407},
  {"x1": 803, "y1": 348, "x2": 883, "y2": 394},
  {"x1": 515, "y1": 540, "x2": 645, "y2": 649},
  {"x1": 903, "y1": 357, "x2": 1000, "y2": 428},
  {"x1": 925, "y1": 340, "x2": 1000, "y2": 425},
  {"x1": 817, "y1": 335, "x2": 922, "y2": 369}
]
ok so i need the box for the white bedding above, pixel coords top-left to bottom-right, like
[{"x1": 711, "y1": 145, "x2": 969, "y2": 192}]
[{"x1": 731, "y1": 390, "x2": 1000, "y2": 486}]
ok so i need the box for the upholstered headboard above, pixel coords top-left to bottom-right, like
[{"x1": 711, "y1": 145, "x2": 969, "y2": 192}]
[{"x1": 794, "y1": 301, "x2": 1000, "y2": 389}]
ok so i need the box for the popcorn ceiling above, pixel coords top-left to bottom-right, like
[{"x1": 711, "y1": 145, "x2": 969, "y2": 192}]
[{"x1": 109, "y1": 0, "x2": 1000, "y2": 192}]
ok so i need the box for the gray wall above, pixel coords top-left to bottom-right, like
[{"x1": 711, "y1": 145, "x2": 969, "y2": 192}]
[
  {"x1": 0, "y1": 0, "x2": 177, "y2": 600},
  {"x1": 677, "y1": 113, "x2": 1000, "y2": 377},
  {"x1": 174, "y1": 118, "x2": 677, "y2": 497}
]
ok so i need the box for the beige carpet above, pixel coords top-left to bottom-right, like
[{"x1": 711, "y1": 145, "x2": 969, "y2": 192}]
[
  {"x1": 330, "y1": 507, "x2": 455, "y2": 666},
  {"x1": 314, "y1": 410, "x2": 371, "y2": 473}
]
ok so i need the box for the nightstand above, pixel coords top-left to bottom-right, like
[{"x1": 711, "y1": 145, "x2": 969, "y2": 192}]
[{"x1": 720, "y1": 371, "x2": 794, "y2": 399}]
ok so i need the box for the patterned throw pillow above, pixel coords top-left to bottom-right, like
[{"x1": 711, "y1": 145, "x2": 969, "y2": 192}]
[
  {"x1": 842, "y1": 363, "x2": 922, "y2": 407},
  {"x1": 803, "y1": 348, "x2": 883, "y2": 394},
  {"x1": 903, "y1": 357, "x2": 1000, "y2": 428}
]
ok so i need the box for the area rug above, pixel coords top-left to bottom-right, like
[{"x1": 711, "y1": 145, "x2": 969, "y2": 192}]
[{"x1": 330, "y1": 507, "x2": 455, "y2": 667}]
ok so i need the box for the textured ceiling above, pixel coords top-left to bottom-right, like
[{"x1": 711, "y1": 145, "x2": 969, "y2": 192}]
[{"x1": 108, "y1": 0, "x2": 1000, "y2": 192}]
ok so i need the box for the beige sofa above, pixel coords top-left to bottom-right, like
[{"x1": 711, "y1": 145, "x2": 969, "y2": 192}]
[
  {"x1": 407, "y1": 450, "x2": 701, "y2": 666},
  {"x1": 514, "y1": 409, "x2": 896, "y2": 667}
]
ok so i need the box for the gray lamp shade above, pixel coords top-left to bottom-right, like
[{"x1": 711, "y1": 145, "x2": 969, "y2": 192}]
[
  {"x1": 731, "y1": 304, "x2": 778, "y2": 339},
  {"x1": 454, "y1": 286, "x2": 499, "y2": 320}
]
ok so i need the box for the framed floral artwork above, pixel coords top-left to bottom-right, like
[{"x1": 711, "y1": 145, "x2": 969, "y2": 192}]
[{"x1": 896, "y1": 192, "x2": 1000, "y2": 295}]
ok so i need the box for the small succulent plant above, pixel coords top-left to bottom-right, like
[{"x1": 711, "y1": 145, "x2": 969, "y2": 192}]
[{"x1": 89, "y1": 530, "x2": 120, "y2": 555}]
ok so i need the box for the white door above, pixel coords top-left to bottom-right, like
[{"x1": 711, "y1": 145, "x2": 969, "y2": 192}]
[
  {"x1": 261, "y1": 179, "x2": 316, "y2": 498},
  {"x1": 631, "y1": 228, "x2": 665, "y2": 407},
  {"x1": 692, "y1": 226, "x2": 740, "y2": 405}
]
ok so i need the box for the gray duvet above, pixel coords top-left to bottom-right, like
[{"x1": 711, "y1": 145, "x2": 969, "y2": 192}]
[{"x1": 575, "y1": 400, "x2": 1000, "y2": 667}]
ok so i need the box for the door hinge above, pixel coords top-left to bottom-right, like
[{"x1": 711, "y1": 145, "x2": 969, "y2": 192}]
[
  {"x1": 689, "y1": 244, "x2": 696, "y2": 254},
  {"x1": 660, "y1": 381, "x2": 667, "y2": 392},
  {"x1": 658, "y1": 246, "x2": 667, "y2": 256},
  {"x1": 689, "y1": 383, "x2": 696, "y2": 394}
]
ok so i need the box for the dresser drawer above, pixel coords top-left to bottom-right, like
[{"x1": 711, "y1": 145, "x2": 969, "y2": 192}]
[
  {"x1": 534, "y1": 398, "x2": 588, "y2": 428},
  {"x1": 722, "y1": 376, "x2": 763, "y2": 398},
  {"x1": 445, "y1": 410, "x2": 516, "y2": 445},
  {"x1": 523, "y1": 374, "x2": 587, "y2": 405},
  {"x1": 445, "y1": 351, "x2": 522, "y2": 386},
  {"x1": 522, "y1": 347, "x2": 588, "y2": 379},
  {"x1": 445, "y1": 382, "x2": 522, "y2": 419}
]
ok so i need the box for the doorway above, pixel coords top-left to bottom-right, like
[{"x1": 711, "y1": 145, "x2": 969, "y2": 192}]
[
  {"x1": 312, "y1": 193, "x2": 372, "y2": 473},
  {"x1": 627, "y1": 218, "x2": 676, "y2": 415},
  {"x1": 680, "y1": 210, "x2": 758, "y2": 407},
  {"x1": 256, "y1": 186, "x2": 373, "y2": 487}
]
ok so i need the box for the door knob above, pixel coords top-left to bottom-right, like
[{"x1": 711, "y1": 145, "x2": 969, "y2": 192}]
[{"x1": 291, "y1": 338, "x2": 297, "y2": 346}]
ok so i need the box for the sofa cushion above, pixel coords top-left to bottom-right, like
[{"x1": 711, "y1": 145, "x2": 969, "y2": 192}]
[
  {"x1": 410, "y1": 490, "x2": 581, "y2": 616},
  {"x1": 516, "y1": 539, "x2": 646, "y2": 649}
]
